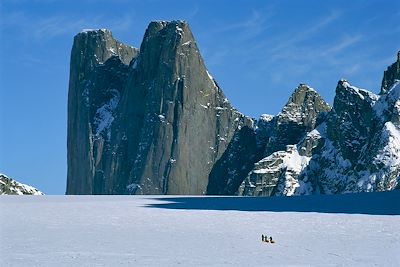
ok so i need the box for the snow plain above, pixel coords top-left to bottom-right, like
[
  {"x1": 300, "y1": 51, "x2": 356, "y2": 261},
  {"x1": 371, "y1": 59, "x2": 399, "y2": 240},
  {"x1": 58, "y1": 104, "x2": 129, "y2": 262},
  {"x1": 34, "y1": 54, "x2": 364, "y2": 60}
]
[{"x1": 1, "y1": 191, "x2": 399, "y2": 266}]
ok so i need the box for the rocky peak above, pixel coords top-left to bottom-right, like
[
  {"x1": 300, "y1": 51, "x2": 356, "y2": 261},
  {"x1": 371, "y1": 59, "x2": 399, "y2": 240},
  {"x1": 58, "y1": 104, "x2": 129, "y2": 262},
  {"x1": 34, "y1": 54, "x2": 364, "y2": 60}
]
[
  {"x1": 381, "y1": 51, "x2": 400, "y2": 95},
  {"x1": 279, "y1": 84, "x2": 331, "y2": 127},
  {"x1": 72, "y1": 29, "x2": 137, "y2": 70},
  {"x1": 263, "y1": 84, "x2": 330, "y2": 156},
  {"x1": 140, "y1": 20, "x2": 194, "y2": 56},
  {"x1": 136, "y1": 20, "x2": 202, "y2": 84},
  {"x1": 328, "y1": 80, "x2": 378, "y2": 163},
  {"x1": 239, "y1": 84, "x2": 331, "y2": 197},
  {"x1": 336, "y1": 79, "x2": 378, "y2": 107},
  {"x1": 143, "y1": 20, "x2": 189, "y2": 39}
]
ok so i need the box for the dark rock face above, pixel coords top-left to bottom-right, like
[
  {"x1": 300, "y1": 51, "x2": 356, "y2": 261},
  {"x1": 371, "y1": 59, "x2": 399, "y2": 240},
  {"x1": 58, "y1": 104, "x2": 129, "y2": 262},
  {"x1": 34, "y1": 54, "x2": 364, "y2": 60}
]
[
  {"x1": 207, "y1": 125, "x2": 257, "y2": 195},
  {"x1": 66, "y1": 29, "x2": 138, "y2": 194},
  {"x1": 327, "y1": 80, "x2": 378, "y2": 164},
  {"x1": 381, "y1": 51, "x2": 400, "y2": 94},
  {"x1": 116, "y1": 21, "x2": 252, "y2": 195},
  {"x1": 67, "y1": 22, "x2": 400, "y2": 196}
]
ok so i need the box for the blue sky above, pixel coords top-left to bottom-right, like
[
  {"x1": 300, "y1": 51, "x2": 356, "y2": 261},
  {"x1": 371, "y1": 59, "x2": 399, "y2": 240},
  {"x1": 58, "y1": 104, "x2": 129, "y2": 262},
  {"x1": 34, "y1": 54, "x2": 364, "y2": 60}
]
[{"x1": 0, "y1": 0, "x2": 399, "y2": 194}]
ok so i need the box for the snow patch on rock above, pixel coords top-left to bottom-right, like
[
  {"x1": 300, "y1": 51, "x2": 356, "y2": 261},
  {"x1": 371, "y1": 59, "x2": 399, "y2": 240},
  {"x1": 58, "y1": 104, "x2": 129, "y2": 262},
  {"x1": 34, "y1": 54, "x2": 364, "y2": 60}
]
[
  {"x1": 373, "y1": 81, "x2": 400, "y2": 120},
  {"x1": 341, "y1": 80, "x2": 379, "y2": 102},
  {"x1": 377, "y1": 121, "x2": 400, "y2": 166},
  {"x1": 259, "y1": 114, "x2": 274, "y2": 122},
  {"x1": 246, "y1": 145, "x2": 311, "y2": 196},
  {"x1": 93, "y1": 90, "x2": 120, "y2": 140}
]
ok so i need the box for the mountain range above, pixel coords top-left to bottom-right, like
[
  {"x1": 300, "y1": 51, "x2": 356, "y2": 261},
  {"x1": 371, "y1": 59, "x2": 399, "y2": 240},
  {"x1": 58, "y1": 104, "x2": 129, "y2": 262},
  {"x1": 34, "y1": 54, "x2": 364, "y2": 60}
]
[{"x1": 66, "y1": 20, "x2": 400, "y2": 196}]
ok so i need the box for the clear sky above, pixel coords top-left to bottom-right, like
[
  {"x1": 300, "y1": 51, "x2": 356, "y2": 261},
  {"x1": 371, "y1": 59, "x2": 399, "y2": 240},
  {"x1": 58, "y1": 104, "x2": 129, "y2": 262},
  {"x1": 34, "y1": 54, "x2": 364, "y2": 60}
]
[{"x1": 0, "y1": 0, "x2": 399, "y2": 194}]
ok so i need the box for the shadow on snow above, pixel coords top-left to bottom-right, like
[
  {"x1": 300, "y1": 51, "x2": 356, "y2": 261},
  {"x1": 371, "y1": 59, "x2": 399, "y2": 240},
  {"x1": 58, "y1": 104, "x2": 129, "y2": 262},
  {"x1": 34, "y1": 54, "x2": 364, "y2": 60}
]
[{"x1": 146, "y1": 190, "x2": 400, "y2": 215}]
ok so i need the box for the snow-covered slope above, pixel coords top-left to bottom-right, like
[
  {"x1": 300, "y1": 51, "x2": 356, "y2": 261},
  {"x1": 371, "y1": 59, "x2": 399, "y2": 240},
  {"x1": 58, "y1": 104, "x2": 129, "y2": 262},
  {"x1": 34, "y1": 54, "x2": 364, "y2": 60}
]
[
  {"x1": 0, "y1": 193, "x2": 399, "y2": 266},
  {"x1": 0, "y1": 174, "x2": 43, "y2": 195},
  {"x1": 308, "y1": 81, "x2": 400, "y2": 194}
]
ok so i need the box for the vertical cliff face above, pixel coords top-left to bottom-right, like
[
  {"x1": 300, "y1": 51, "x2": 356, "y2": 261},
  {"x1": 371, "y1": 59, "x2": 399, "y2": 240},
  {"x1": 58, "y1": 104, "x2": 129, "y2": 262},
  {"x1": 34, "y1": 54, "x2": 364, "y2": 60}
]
[
  {"x1": 66, "y1": 29, "x2": 138, "y2": 194},
  {"x1": 67, "y1": 21, "x2": 252, "y2": 195},
  {"x1": 206, "y1": 125, "x2": 257, "y2": 195},
  {"x1": 112, "y1": 21, "x2": 252, "y2": 195},
  {"x1": 327, "y1": 80, "x2": 379, "y2": 165}
]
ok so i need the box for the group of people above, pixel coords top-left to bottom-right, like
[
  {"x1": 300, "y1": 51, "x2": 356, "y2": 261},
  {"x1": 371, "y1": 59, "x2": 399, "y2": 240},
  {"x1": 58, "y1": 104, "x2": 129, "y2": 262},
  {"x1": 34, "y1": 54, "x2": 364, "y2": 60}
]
[{"x1": 261, "y1": 234, "x2": 275, "y2": 243}]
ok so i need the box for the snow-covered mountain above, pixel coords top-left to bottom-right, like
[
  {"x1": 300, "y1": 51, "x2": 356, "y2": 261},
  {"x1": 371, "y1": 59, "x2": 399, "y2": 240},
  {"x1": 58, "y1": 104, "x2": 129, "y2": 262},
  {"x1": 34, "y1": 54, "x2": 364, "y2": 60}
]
[
  {"x1": 240, "y1": 79, "x2": 400, "y2": 196},
  {"x1": 0, "y1": 174, "x2": 43, "y2": 195},
  {"x1": 66, "y1": 20, "x2": 400, "y2": 196}
]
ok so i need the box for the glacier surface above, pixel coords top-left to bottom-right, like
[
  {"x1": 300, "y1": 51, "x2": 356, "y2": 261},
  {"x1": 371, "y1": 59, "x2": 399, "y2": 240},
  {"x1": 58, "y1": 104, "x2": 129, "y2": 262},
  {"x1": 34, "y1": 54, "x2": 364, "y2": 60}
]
[{"x1": 0, "y1": 192, "x2": 399, "y2": 266}]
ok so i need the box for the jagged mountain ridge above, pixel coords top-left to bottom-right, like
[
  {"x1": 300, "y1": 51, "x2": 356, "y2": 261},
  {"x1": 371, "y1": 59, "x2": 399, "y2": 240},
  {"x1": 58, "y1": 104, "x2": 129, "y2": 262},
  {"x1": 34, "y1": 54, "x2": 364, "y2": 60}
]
[
  {"x1": 208, "y1": 84, "x2": 331, "y2": 195},
  {"x1": 67, "y1": 20, "x2": 400, "y2": 196},
  {"x1": 0, "y1": 174, "x2": 44, "y2": 195},
  {"x1": 240, "y1": 79, "x2": 400, "y2": 196}
]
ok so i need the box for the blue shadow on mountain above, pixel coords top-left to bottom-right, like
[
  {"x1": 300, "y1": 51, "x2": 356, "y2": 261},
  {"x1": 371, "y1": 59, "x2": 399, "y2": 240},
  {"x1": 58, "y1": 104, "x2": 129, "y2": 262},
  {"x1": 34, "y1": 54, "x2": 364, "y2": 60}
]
[{"x1": 146, "y1": 190, "x2": 400, "y2": 215}]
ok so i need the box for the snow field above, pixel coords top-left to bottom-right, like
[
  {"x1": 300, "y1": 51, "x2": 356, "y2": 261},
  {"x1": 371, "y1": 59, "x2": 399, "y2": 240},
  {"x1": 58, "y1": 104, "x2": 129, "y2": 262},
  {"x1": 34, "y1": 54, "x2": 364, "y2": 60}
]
[{"x1": 1, "y1": 194, "x2": 399, "y2": 266}]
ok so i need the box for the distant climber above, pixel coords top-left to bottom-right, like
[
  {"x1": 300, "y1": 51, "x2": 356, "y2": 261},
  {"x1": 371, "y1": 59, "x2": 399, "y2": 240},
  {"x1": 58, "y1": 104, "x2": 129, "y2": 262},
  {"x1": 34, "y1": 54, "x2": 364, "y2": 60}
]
[{"x1": 262, "y1": 234, "x2": 275, "y2": 243}]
